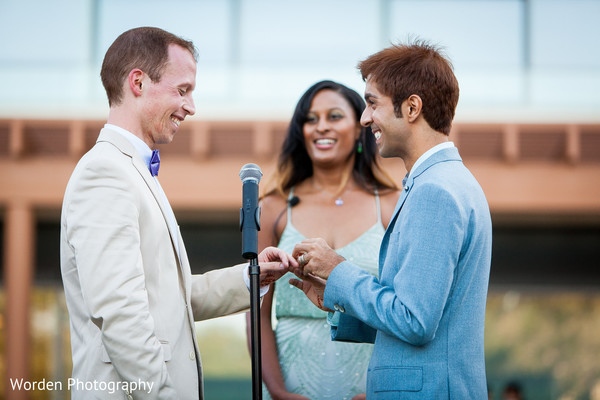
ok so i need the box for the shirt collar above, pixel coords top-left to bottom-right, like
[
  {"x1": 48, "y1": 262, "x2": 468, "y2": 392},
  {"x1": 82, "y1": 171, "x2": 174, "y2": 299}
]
[
  {"x1": 407, "y1": 141, "x2": 455, "y2": 181},
  {"x1": 104, "y1": 124, "x2": 154, "y2": 168}
]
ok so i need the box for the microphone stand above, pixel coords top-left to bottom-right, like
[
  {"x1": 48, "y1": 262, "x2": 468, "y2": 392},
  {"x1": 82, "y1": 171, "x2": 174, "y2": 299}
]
[
  {"x1": 248, "y1": 257, "x2": 262, "y2": 400},
  {"x1": 239, "y1": 163, "x2": 263, "y2": 400}
]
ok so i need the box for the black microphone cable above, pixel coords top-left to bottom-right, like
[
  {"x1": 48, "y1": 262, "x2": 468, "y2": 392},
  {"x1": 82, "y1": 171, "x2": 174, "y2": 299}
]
[{"x1": 272, "y1": 196, "x2": 300, "y2": 244}]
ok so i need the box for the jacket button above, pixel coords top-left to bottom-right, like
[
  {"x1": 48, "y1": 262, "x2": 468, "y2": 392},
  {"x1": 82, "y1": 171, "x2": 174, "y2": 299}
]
[
  {"x1": 190, "y1": 351, "x2": 196, "y2": 360},
  {"x1": 334, "y1": 304, "x2": 345, "y2": 313}
]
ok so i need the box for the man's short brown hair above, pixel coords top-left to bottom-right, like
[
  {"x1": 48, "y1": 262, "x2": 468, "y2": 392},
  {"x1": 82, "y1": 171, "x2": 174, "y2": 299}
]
[
  {"x1": 358, "y1": 40, "x2": 459, "y2": 135},
  {"x1": 101, "y1": 27, "x2": 197, "y2": 107}
]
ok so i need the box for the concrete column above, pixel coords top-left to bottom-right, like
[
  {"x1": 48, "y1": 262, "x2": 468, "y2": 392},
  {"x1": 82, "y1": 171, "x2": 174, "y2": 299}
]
[
  {"x1": 4, "y1": 201, "x2": 34, "y2": 400},
  {"x1": 252, "y1": 121, "x2": 272, "y2": 159},
  {"x1": 9, "y1": 120, "x2": 25, "y2": 159},
  {"x1": 566, "y1": 125, "x2": 581, "y2": 165},
  {"x1": 191, "y1": 122, "x2": 210, "y2": 160},
  {"x1": 503, "y1": 124, "x2": 519, "y2": 164},
  {"x1": 68, "y1": 120, "x2": 86, "y2": 159}
]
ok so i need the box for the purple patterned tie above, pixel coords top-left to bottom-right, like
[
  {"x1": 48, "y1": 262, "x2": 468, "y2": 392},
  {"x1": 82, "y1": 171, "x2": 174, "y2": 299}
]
[{"x1": 149, "y1": 149, "x2": 160, "y2": 176}]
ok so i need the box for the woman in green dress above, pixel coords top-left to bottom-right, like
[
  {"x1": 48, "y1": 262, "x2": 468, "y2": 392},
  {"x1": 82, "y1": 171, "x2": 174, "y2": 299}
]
[{"x1": 247, "y1": 80, "x2": 399, "y2": 400}]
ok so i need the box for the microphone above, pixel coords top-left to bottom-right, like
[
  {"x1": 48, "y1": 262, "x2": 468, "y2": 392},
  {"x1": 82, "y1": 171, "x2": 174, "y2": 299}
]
[
  {"x1": 288, "y1": 196, "x2": 300, "y2": 207},
  {"x1": 239, "y1": 163, "x2": 263, "y2": 259}
]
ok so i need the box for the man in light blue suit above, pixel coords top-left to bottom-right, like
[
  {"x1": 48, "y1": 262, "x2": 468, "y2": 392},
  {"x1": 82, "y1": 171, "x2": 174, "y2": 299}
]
[{"x1": 291, "y1": 40, "x2": 492, "y2": 399}]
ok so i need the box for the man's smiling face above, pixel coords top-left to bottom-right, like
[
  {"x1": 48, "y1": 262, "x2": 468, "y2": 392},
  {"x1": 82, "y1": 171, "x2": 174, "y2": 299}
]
[
  {"x1": 360, "y1": 77, "x2": 408, "y2": 159},
  {"x1": 140, "y1": 44, "x2": 197, "y2": 147}
]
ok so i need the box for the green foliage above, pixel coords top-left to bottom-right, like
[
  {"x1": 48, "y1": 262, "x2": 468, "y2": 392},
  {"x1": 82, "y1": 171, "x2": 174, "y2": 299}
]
[
  {"x1": 3, "y1": 288, "x2": 600, "y2": 399},
  {"x1": 195, "y1": 315, "x2": 252, "y2": 378},
  {"x1": 485, "y1": 292, "x2": 600, "y2": 400},
  {"x1": 204, "y1": 378, "x2": 251, "y2": 400}
]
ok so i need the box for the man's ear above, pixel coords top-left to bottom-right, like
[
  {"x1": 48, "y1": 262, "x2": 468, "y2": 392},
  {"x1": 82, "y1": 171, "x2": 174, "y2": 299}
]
[
  {"x1": 406, "y1": 94, "x2": 422, "y2": 122},
  {"x1": 128, "y1": 69, "x2": 144, "y2": 97}
]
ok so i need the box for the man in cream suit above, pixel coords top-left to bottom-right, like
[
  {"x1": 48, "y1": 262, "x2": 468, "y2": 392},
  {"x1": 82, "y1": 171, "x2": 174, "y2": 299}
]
[
  {"x1": 290, "y1": 41, "x2": 492, "y2": 398},
  {"x1": 60, "y1": 27, "x2": 295, "y2": 399}
]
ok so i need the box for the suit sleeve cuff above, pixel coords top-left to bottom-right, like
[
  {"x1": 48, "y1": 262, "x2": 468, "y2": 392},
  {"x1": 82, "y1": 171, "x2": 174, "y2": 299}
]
[
  {"x1": 327, "y1": 311, "x2": 341, "y2": 327},
  {"x1": 243, "y1": 264, "x2": 269, "y2": 297},
  {"x1": 323, "y1": 260, "x2": 354, "y2": 310}
]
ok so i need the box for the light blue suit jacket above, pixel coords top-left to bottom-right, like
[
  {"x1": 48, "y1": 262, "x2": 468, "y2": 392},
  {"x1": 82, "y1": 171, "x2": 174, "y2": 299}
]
[{"x1": 324, "y1": 147, "x2": 492, "y2": 399}]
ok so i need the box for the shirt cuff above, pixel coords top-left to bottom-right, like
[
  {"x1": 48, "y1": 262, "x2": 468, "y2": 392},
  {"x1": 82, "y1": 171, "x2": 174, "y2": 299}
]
[
  {"x1": 327, "y1": 311, "x2": 341, "y2": 327},
  {"x1": 243, "y1": 264, "x2": 270, "y2": 297}
]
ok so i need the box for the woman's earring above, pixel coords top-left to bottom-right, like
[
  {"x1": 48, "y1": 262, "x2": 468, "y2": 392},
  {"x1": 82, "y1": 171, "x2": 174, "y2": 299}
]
[{"x1": 357, "y1": 140, "x2": 363, "y2": 154}]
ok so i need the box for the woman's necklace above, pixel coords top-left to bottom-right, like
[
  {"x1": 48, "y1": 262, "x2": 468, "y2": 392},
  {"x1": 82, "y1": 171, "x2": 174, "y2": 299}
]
[{"x1": 312, "y1": 180, "x2": 347, "y2": 206}]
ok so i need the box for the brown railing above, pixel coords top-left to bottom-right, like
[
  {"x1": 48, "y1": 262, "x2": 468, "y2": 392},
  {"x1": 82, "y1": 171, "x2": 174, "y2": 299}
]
[{"x1": 2, "y1": 119, "x2": 599, "y2": 164}]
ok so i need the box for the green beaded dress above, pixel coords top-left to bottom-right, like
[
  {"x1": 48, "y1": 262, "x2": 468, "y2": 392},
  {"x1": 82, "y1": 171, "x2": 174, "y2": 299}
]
[{"x1": 264, "y1": 188, "x2": 384, "y2": 400}]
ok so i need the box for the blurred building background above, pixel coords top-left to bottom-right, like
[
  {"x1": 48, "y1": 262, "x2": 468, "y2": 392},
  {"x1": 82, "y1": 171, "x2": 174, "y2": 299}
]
[{"x1": 1, "y1": 0, "x2": 599, "y2": 399}]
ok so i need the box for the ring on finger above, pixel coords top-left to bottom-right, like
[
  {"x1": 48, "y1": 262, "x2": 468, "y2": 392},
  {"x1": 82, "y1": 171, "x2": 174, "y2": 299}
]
[{"x1": 298, "y1": 254, "x2": 307, "y2": 266}]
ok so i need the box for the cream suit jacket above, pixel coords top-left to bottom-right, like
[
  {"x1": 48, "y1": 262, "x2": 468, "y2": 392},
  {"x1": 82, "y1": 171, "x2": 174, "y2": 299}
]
[{"x1": 60, "y1": 127, "x2": 250, "y2": 399}]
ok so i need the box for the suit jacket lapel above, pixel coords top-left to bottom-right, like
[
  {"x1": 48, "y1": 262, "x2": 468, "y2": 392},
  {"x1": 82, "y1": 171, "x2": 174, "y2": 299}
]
[
  {"x1": 378, "y1": 147, "x2": 463, "y2": 274},
  {"x1": 96, "y1": 129, "x2": 192, "y2": 293},
  {"x1": 378, "y1": 173, "x2": 409, "y2": 271}
]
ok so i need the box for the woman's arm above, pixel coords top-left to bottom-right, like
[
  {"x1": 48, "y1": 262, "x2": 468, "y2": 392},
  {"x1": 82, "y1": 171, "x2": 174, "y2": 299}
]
[{"x1": 245, "y1": 195, "x2": 308, "y2": 399}]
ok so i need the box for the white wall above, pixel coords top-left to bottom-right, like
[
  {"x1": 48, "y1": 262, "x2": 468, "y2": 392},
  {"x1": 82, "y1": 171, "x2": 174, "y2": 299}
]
[{"x1": 0, "y1": 0, "x2": 598, "y2": 122}]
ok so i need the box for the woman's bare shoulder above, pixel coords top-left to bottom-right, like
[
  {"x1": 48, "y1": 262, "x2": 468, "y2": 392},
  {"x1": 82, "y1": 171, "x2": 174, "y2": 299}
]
[
  {"x1": 379, "y1": 187, "x2": 401, "y2": 201},
  {"x1": 258, "y1": 192, "x2": 290, "y2": 248},
  {"x1": 260, "y1": 192, "x2": 289, "y2": 221},
  {"x1": 261, "y1": 192, "x2": 288, "y2": 210}
]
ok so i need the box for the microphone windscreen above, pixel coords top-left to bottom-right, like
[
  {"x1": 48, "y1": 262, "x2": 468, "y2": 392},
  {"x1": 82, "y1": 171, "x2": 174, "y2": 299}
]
[{"x1": 239, "y1": 163, "x2": 263, "y2": 183}]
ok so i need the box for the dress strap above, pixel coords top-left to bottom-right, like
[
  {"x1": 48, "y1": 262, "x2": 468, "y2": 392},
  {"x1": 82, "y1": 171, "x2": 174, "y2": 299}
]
[
  {"x1": 374, "y1": 187, "x2": 382, "y2": 225},
  {"x1": 287, "y1": 187, "x2": 295, "y2": 223}
]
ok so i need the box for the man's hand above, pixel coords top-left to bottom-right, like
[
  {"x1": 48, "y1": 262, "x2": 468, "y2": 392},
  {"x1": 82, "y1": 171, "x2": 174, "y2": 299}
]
[
  {"x1": 288, "y1": 273, "x2": 333, "y2": 312},
  {"x1": 256, "y1": 246, "x2": 298, "y2": 287},
  {"x1": 292, "y1": 238, "x2": 345, "y2": 280}
]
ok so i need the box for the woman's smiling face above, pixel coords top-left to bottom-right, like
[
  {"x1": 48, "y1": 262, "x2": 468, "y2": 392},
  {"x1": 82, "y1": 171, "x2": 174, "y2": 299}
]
[{"x1": 303, "y1": 89, "x2": 361, "y2": 167}]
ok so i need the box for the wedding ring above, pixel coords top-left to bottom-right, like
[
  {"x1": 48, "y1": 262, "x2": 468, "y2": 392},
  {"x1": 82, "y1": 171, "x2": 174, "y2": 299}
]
[{"x1": 298, "y1": 254, "x2": 307, "y2": 266}]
